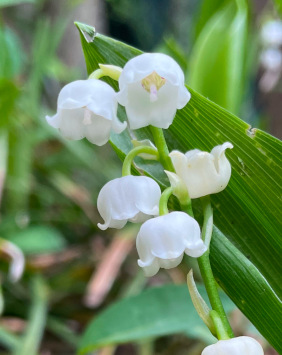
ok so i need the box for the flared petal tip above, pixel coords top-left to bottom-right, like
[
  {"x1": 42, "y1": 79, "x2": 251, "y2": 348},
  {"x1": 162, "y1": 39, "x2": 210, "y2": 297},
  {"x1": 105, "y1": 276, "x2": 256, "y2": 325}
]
[
  {"x1": 222, "y1": 142, "x2": 233, "y2": 150},
  {"x1": 177, "y1": 87, "x2": 191, "y2": 109},
  {"x1": 112, "y1": 119, "x2": 127, "y2": 134},
  {"x1": 137, "y1": 258, "x2": 159, "y2": 277},
  {"x1": 46, "y1": 114, "x2": 61, "y2": 129},
  {"x1": 185, "y1": 244, "x2": 207, "y2": 258},
  {"x1": 97, "y1": 222, "x2": 108, "y2": 231}
]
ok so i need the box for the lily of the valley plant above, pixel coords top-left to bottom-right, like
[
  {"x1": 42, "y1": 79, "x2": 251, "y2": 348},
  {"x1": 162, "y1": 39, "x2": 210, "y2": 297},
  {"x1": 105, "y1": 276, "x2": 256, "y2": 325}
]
[{"x1": 46, "y1": 53, "x2": 264, "y2": 354}]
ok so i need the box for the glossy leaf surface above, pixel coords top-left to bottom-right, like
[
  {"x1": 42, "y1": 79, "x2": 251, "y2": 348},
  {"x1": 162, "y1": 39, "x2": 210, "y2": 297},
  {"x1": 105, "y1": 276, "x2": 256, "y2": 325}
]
[{"x1": 78, "y1": 284, "x2": 234, "y2": 354}]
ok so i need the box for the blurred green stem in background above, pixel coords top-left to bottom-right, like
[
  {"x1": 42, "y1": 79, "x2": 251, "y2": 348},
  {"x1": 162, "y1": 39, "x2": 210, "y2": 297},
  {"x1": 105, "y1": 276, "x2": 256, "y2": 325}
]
[
  {"x1": 13, "y1": 276, "x2": 49, "y2": 355},
  {"x1": 0, "y1": 131, "x2": 8, "y2": 207}
]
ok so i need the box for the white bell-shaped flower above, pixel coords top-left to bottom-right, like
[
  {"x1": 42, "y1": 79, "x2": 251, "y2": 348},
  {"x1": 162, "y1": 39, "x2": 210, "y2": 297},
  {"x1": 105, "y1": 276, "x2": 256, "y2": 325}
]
[
  {"x1": 260, "y1": 48, "x2": 282, "y2": 71},
  {"x1": 137, "y1": 212, "x2": 207, "y2": 277},
  {"x1": 202, "y1": 336, "x2": 264, "y2": 355},
  {"x1": 46, "y1": 79, "x2": 126, "y2": 146},
  {"x1": 261, "y1": 20, "x2": 282, "y2": 48},
  {"x1": 97, "y1": 176, "x2": 161, "y2": 230},
  {"x1": 116, "y1": 53, "x2": 191, "y2": 129},
  {"x1": 169, "y1": 142, "x2": 233, "y2": 199}
]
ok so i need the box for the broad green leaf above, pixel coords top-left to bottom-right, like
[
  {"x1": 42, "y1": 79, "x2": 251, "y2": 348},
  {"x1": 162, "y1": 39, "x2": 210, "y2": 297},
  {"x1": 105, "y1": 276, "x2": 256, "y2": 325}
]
[
  {"x1": 76, "y1": 23, "x2": 282, "y2": 351},
  {"x1": 189, "y1": 0, "x2": 248, "y2": 115},
  {"x1": 78, "y1": 284, "x2": 235, "y2": 354},
  {"x1": 210, "y1": 227, "x2": 282, "y2": 352},
  {"x1": 7, "y1": 226, "x2": 66, "y2": 254}
]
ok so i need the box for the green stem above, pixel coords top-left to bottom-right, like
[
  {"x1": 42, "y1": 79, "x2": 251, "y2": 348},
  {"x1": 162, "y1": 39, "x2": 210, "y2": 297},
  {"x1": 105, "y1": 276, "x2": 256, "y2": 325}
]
[
  {"x1": 159, "y1": 187, "x2": 173, "y2": 215},
  {"x1": 197, "y1": 196, "x2": 234, "y2": 339},
  {"x1": 89, "y1": 68, "x2": 104, "y2": 80},
  {"x1": 180, "y1": 200, "x2": 193, "y2": 217},
  {"x1": 122, "y1": 146, "x2": 158, "y2": 176},
  {"x1": 13, "y1": 276, "x2": 49, "y2": 355},
  {"x1": 0, "y1": 326, "x2": 20, "y2": 351},
  {"x1": 210, "y1": 310, "x2": 230, "y2": 340},
  {"x1": 150, "y1": 127, "x2": 175, "y2": 172},
  {"x1": 200, "y1": 196, "x2": 213, "y2": 248},
  {"x1": 47, "y1": 317, "x2": 79, "y2": 348}
]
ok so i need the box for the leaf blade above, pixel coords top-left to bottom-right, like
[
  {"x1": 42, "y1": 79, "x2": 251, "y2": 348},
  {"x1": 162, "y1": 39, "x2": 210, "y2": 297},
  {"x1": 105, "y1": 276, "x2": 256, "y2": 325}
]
[{"x1": 78, "y1": 284, "x2": 234, "y2": 354}]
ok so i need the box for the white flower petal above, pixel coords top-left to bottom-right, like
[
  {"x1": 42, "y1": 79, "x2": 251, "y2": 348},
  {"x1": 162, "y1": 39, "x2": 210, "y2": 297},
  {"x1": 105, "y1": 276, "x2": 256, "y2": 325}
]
[
  {"x1": 124, "y1": 81, "x2": 179, "y2": 129},
  {"x1": 260, "y1": 48, "x2": 282, "y2": 71},
  {"x1": 46, "y1": 79, "x2": 126, "y2": 145},
  {"x1": 84, "y1": 114, "x2": 112, "y2": 146},
  {"x1": 261, "y1": 20, "x2": 282, "y2": 47},
  {"x1": 117, "y1": 53, "x2": 191, "y2": 129},
  {"x1": 46, "y1": 113, "x2": 61, "y2": 129},
  {"x1": 57, "y1": 80, "x2": 95, "y2": 109},
  {"x1": 170, "y1": 143, "x2": 233, "y2": 198},
  {"x1": 59, "y1": 108, "x2": 85, "y2": 140},
  {"x1": 202, "y1": 336, "x2": 264, "y2": 355},
  {"x1": 137, "y1": 212, "x2": 206, "y2": 276},
  {"x1": 177, "y1": 86, "x2": 191, "y2": 109},
  {"x1": 97, "y1": 176, "x2": 161, "y2": 230}
]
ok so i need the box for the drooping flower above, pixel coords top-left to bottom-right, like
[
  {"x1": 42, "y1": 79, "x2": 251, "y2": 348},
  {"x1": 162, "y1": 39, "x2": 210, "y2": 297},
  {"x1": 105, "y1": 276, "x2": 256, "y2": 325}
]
[
  {"x1": 46, "y1": 79, "x2": 126, "y2": 146},
  {"x1": 169, "y1": 142, "x2": 233, "y2": 199},
  {"x1": 137, "y1": 212, "x2": 206, "y2": 277},
  {"x1": 202, "y1": 336, "x2": 264, "y2": 355},
  {"x1": 116, "y1": 53, "x2": 191, "y2": 129},
  {"x1": 97, "y1": 176, "x2": 161, "y2": 230}
]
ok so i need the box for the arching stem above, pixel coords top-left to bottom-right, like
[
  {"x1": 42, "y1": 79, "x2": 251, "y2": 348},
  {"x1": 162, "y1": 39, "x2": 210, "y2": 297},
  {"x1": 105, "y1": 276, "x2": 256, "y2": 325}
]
[{"x1": 122, "y1": 146, "x2": 158, "y2": 176}]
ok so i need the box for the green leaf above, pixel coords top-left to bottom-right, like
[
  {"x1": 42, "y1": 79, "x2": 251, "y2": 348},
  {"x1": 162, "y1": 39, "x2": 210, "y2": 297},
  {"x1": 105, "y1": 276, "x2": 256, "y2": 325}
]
[
  {"x1": 194, "y1": 0, "x2": 230, "y2": 37},
  {"x1": 272, "y1": 0, "x2": 282, "y2": 15},
  {"x1": 0, "y1": 27, "x2": 23, "y2": 78},
  {"x1": 189, "y1": 0, "x2": 248, "y2": 114},
  {"x1": 78, "y1": 284, "x2": 235, "y2": 354},
  {"x1": 210, "y1": 227, "x2": 282, "y2": 352},
  {"x1": 7, "y1": 226, "x2": 66, "y2": 255},
  {"x1": 76, "y1": 23, "x2": 282, "y2": 351}
]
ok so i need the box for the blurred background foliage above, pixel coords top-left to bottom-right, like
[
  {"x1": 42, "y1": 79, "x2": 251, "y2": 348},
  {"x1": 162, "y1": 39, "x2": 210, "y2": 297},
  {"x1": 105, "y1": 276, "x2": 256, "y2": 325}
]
[{"x1": 0, "y1": 0, "x2": 281, "y2": 354}]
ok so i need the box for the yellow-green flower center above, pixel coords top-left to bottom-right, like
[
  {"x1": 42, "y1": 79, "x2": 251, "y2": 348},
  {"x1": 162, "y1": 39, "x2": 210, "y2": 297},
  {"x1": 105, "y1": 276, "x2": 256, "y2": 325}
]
[{"x1": 141, "y1": 71, "x2": 166, "y2": 102}]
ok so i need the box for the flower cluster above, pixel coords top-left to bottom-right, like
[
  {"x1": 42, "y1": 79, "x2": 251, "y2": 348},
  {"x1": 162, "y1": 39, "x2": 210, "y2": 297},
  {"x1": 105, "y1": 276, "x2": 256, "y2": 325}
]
[
  {"x1": 46, "y1": 51, "x2": 264, "y2": 353},
  {"x1": 47, "y1": 53, "x2": 190, "y2": 145},
  {"x1": 46, "y1": 52, "x2": 233, "y2": 277}
]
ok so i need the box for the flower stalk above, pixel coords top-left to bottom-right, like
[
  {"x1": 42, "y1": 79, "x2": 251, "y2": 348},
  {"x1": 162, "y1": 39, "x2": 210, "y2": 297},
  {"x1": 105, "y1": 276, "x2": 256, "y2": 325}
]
[
  {"x1": 209, "y1": 310, "x2": 230, "y2": 340},
  {"x1": 150, "y1": 126, "x2": 175, "y2": 172},
  {"x1": 122, "y1": 146, "x2": 158, "y2": 176},
  {"x1": 197, "y1": 196, "x2": 234, "y2": 339},
  {"x1": 159, "y1": 187, "x2": 174, "y2": 215}
]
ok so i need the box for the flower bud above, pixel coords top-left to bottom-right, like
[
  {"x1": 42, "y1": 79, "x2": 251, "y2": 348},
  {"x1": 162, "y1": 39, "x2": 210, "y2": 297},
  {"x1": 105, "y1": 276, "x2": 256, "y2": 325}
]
[
  {"x1": 137, "y1": 212, "x2": 206, "y2": 277},
  {"x1": 46, "y1": 79, "x2": 126, "y2": 146},
  {"x1": 169, "y1": 142, "x2": 233, "y2": 198},
  {"x1": 97, "y1": 176, "x2": 161, "y2": 230},
  {"x1": 202, "y1": 336, "x2": 264, "y2": 355},
  {"x1": 116, "y1": 53, "x2": 191, "y2": 129}
]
